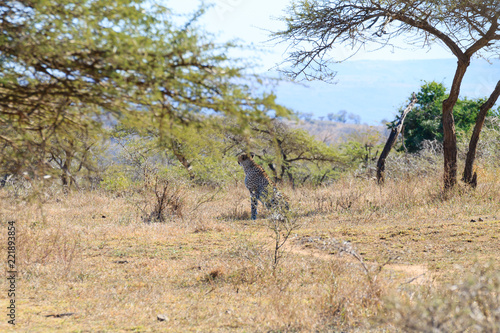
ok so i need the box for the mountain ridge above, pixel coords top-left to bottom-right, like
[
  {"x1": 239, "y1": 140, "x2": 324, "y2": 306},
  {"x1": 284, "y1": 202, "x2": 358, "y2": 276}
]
[{"x1": 274, "y1": 58, "x2": 500, "y2": 124}]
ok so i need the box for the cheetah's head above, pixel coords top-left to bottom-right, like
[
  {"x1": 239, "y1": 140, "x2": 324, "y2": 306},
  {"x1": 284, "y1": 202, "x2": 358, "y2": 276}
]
[{"x1": 237, "y1": 152, "x2": 254, "y2": 165}]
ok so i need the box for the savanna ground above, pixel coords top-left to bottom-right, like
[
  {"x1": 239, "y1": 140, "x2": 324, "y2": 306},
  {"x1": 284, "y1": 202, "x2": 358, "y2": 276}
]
[{"x1": 1, "y1": 171, "x2": 499, "y2": 332}]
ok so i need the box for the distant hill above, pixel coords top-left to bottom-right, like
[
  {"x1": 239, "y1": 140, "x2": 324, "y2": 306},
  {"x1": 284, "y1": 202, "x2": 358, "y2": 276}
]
[
  {"x1": 288, "y1": 119, "x2": 386, "y2": 145},
  {"x1": 274, "y1": 58, "x2": 500, "y2": 125}
]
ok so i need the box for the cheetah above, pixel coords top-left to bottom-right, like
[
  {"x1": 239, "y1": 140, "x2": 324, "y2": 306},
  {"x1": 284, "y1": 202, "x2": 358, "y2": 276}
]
[{"x1": 237, "y1": 153, "x2": 289, "y2": 220}]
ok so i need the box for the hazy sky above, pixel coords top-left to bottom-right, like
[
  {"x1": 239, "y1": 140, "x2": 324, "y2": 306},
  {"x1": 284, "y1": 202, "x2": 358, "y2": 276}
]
[
  {"x1": 165, "y1": 1, "x2": 498, "y2": 124},
  {"x1": 167, "y1": 0, "x2": 454, "y2": 70}
]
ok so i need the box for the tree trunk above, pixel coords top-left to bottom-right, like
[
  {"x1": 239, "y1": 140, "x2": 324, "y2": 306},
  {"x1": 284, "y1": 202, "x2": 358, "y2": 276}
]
[
  {"x1": 442, "y1": 59, "x2": 470, "y2": 190},
  {"x1": 286, "y1": 169, "x2": 295, "y2": 189},
  {"x1": 268, "y1": 163, "x2": 279, "y2": 183},
  {"x1": 60, "y1": 148, "x2": 74, "y2": 193},
  {"x1": 462, "y1": 80, "x2": 500, "y2": 187},
  {"x1": 170, "y1": 139, "x2": 194, "y2": 179},
  {"x1": 280, "y1": 164, "x2": 286, "y2": 183},
  {"x1": 377, "y1": 93, "x2": 417, "y2": 184}
]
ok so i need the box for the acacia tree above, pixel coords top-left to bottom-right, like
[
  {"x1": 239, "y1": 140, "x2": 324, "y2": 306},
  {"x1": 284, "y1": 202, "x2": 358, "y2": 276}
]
[
  {"x1": 274, "y1": 0, "x2": 500, "y2": 189},
  {"x1": 248, "y1": 120, "x2": 343, "y2": 186},
  {"x1": 0, "y1": 0, "x2": 287, "y2": 188}
]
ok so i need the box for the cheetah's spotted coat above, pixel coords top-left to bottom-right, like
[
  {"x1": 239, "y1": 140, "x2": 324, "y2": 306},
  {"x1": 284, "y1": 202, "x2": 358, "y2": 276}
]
[{"x1": 237, "y1": 153, "x2": 289, "y2": 220}]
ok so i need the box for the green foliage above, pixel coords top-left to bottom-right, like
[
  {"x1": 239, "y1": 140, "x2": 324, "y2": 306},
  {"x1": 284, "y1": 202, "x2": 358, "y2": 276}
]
[
  {"x1": 101, "y1": 166, "x2": 133, "y2": 192},
  {"x1": 0, "y1": 0, "x2": 289, "y2": 189},
  {"x1": 249, "y1": 120, "x2": 344, "y2": 186},
  {"x1": 391, "y1": 82, "x2": 497, "y2": 152},
  {"x1": 111, "y1": 117, "x2": 244, "y2": 187},
  {"x1": 395, "y1": 82, "x2": 446, "y2": 152},
  {"x1": 339, "y1": 127, "x2": 383, "y2": 169},
  {"x1": 110, "y1": 115, "x2": 350, "y2": 188}
]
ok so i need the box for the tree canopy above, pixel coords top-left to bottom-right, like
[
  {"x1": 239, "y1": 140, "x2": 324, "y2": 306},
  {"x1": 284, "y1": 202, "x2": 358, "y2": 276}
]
[
  {"x1": 392, "y1": 82, "x2": 499, "y2": 152},
  {"x1": 0, "y1": 0, "x2": 288, "y2": 185}
]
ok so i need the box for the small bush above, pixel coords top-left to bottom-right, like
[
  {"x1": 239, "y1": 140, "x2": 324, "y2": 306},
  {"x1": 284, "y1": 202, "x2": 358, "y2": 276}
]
[
  {"x1": 101, "y1": 166, "x2": 133, "y2": 192},
  {"x1": 137, "y1": 173, "x2": 187, "y2": 223}
]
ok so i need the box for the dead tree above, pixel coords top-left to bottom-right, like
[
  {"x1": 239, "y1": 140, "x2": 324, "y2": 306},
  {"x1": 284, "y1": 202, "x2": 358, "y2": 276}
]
[{"x1": 377, "y1": 93, "x2": 417, "y2": 184}]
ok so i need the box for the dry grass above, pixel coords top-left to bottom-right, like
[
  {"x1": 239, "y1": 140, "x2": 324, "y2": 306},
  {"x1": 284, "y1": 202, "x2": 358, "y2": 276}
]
[{"x1": 1, "y1": 172, "x2": 499, "y2": 332}]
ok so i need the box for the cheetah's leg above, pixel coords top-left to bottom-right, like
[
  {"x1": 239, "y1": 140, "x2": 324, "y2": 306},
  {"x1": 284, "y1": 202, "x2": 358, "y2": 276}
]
[{"x1": 251, "y1": 193, "x2": 258, "y2": 220}]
